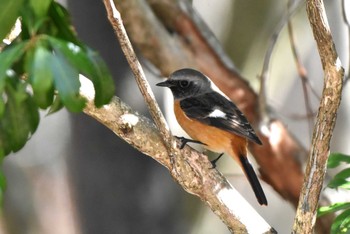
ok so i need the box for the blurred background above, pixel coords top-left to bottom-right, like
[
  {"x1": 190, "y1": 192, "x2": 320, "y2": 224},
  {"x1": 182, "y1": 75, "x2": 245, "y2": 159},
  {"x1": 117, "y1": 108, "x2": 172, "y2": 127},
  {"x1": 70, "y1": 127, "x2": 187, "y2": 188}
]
[{"x1": 0, "y1": 0, "x2": 349, "y2": 233}]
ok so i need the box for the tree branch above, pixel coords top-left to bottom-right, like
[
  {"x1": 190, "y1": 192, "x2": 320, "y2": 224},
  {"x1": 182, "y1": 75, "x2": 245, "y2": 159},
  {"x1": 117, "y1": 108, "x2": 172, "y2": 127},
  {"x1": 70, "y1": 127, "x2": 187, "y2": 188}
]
[
  {"x1": 99, "y1": 1, "x2": 276, "y2": 232},
  {"x1": 292, "y1": 0, "x2": 344, "y2": 233},
  {"x1": 103, "y1": 0, "x2": 176, "y2": 166},
  {"x1": 287, "y1": 0, "x2": 316, "y2": 137},
  {"x1": 79, "y1": 76, "x2": 275, "y2": 233},
  {"x1": 113, "y1": 0, "x2": 306, "y2": 207}
]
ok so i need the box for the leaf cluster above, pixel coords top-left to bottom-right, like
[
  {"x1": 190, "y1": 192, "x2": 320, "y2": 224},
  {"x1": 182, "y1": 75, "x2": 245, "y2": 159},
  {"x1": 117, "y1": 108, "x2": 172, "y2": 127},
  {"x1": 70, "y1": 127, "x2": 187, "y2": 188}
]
[
  {"x1": 0, "y1": 0, "x2": 115, "y2": 199},
  {"x1": 318, "y1": 153, "x2": 350, "y2": 233}
]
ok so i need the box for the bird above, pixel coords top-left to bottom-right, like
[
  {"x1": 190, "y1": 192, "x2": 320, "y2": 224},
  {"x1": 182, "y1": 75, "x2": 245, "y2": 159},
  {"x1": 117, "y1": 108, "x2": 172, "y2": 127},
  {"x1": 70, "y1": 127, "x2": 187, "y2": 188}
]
[{"x1": 156, "y1": 68, "x2": 267, "y2": 206}]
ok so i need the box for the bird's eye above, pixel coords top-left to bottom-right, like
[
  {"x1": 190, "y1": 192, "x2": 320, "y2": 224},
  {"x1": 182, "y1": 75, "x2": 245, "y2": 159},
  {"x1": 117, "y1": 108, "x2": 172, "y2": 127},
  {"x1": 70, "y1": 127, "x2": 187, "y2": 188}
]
[{"x1": 179, "y1": 80, "x2": 190, "y2": 88}]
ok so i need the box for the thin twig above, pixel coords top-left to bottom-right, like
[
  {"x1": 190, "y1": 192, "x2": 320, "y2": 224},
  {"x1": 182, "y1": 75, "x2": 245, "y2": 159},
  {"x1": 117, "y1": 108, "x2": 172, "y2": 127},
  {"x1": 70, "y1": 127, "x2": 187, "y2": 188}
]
[
  {"x1": 117, "y1": 0, "x2": 307, "y2": 208},
  {"x1": 103, "y1": 0, "x2": 177, "y2": 167},
  {"x1": 292, "y1": 0, "x2": 344, "y2": 232},
  {"x1": 285, "y1": 111, "x2": 317, "y2": 120},
  {"x1": 287, "y1": 0, "x2": 315, "y2": 138},
  {"x1": 79, "y1": 74, "x2": 275, "y2": 233},
  {"x1": 101, "y1": 1, "x2": 276, "y2": 232},
  {"x1": 286, "y1": 5, "x2": 320, "y2": 101},
  {"x1": 258, "y1": 0, "x2": 304, "y2": 122}
]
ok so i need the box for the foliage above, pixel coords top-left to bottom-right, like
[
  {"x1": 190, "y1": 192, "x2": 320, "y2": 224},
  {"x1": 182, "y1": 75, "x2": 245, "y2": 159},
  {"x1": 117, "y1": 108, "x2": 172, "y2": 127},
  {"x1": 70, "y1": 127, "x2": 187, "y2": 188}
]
[
  {"x1": 318, "y1": 153, "x2": 350, "y2": 233},
  {"x1": 0, "y1": 0, "x2": 115, "y2": 199}
]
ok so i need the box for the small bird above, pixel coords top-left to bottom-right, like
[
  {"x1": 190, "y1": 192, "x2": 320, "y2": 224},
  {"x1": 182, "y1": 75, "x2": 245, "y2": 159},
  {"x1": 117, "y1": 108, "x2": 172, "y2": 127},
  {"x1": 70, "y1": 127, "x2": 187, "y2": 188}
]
[{"x1": 156, "y1": 68, "x2": 267, "y2": 205}]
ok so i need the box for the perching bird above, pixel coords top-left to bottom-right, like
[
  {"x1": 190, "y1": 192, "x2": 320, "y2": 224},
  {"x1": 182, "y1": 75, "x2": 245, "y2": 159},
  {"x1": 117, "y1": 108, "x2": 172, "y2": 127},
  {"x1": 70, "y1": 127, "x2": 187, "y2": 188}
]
[{"x1": 156, "y1": 68, "x2": 267, "y2": 205}]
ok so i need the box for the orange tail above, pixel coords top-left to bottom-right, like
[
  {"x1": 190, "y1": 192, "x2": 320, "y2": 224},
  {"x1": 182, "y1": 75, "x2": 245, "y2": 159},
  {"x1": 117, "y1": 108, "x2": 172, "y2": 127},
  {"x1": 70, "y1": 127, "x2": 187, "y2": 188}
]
[{"x1": 239, "y1": 155, "x2": 268, "y2": 206}]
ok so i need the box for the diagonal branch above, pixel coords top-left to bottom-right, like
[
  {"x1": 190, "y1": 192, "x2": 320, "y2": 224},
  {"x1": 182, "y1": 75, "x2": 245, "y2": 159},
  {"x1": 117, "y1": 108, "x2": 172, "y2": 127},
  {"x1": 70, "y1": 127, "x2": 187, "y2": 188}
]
[
  {"x1": 259, "y1": 0, "x2": 304, "y2": 123},
  {"x1": 292, "y1": 0, "x2": 344, "y2": 233},
  {"x1": 79, "y1": 75, "x2": 275, "y2": 233},
  {"x1": 103, "y1": 0, "x2": 176, "y2": 165},
  {"x1": 287, "y1": 0, "x2": 316, "y2": 138},
  {"x1": 100, "y1": 1, "x2": 276, "y2": 232},
  {"x1": 113, "y1": 0, "x2": 306, "y2": 207}
]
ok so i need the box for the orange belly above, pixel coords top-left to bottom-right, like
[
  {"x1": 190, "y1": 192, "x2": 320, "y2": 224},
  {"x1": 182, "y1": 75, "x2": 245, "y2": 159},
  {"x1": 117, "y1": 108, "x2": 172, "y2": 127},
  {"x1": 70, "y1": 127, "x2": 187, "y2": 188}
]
[{"x1": 174, "y1": 101, "x2": 247, "y2": 159}]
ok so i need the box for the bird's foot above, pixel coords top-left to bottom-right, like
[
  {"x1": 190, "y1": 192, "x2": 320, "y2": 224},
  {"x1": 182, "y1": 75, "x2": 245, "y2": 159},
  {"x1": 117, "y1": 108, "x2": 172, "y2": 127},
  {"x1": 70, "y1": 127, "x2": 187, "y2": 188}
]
[
  {"x1": 175, "y1": 136, "x2": 206, "y2": 149},
  {"x1": 210, "y1": 153, "x2": 224, "y2": 169}
]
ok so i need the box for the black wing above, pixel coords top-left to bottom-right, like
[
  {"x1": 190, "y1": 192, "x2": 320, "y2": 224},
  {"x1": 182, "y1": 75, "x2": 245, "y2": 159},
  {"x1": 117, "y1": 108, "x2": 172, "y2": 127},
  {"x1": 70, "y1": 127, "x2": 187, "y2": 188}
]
[{"x1": 180, "y1": 92, "x2": 262, "y2": 145}]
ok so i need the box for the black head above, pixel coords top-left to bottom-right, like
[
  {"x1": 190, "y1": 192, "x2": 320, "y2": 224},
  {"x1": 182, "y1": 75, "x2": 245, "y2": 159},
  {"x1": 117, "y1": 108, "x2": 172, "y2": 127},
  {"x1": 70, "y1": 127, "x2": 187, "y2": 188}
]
[{"x1": 156, "y1": 68, "x2": 211, "y2": 100}]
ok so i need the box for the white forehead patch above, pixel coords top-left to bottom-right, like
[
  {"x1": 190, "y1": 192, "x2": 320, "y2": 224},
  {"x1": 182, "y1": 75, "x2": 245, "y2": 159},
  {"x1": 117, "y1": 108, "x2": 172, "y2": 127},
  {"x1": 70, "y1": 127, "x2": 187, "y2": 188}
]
[{"x1": 209, "y1": 109, "x2": 227, "y2": 119}]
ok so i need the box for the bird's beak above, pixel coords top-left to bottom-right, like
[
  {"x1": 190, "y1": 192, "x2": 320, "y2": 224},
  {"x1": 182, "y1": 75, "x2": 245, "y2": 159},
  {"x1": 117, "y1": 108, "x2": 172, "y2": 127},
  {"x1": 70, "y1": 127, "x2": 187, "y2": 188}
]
[{"x1": 156, "y1": 80, "x2": 172, "y2": 87}]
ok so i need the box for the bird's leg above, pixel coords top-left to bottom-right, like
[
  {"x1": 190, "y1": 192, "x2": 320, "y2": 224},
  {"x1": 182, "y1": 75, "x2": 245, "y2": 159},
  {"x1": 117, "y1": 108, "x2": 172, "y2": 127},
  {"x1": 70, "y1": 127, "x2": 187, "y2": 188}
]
[
  {"x1": 210, "y1": 153, "x2": 224, "y2": 168},
  {"x1": 175, "y1": 136, "x2": 206, "y2": 149}
]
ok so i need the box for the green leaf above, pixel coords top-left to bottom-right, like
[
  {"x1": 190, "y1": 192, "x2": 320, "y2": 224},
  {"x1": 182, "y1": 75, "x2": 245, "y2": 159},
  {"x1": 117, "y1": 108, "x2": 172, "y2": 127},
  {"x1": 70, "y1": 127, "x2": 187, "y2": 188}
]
[
  {"x1": 26, "y1": 89, "x2": 40, "y2": 133},
  {"x1": 19, "y1": 1, "x2": 36, "y2": 36},
  {"x1": 0, "y1": 96, "x2": 4, "y2": 117},
  {"x1": 0, "y1": 78, "x2": 39, "y2": 154},
  {"x1": 0, "y1": 42, "x2": 28, "y2": 88},
  {"x1": 48, "y1": 2, "x2": 80, "y2": 45},
  {"x1": 328, "y1": 153, "x2": 350, "y2": 168},
  {"x1": 0, "y1": 150, "x2": 4, "y2": 161},
  {"x1": 0, "y1": 169, "x2": 6, "y2": 204},
  {"x1": 85, "y1": 48, "x2": 115, "y2": 106},
  {"x1": 328, "y1": 178, "x2": 350, "y2": 190},
  {"x1": 334, "y1": 168, "x2": 350, "y2": 180},
  {"x1": 318, "y1": 202, "x2": 350, "y2": 217},
  {"x1": 30, "y1": 0, "x2": 52, "y2": 19},
  {"x1": 0, "y1": 116, "x2": 11, "y2": 156},
  {"x1": 50, "y1": 49, "x2": 86, "y2": 112},
  {"x1": 47, "y1": 95, "x2": 64, "y2": 115},
  {"x1": 331, "y1": 209, "x2": 350, "y2": 234},
  {"x1": 0, "y1": 0, "x2": 24, "y2": 42},
  {"x1": 0, "y1": 128, "x2": 8, "y2": 156},
  {"x1": 20, "y1": 2, "x2": 50, "y2": 37},
  {"x1": 28, "y1": 45, "x2": 54, "y2": 108},
  {"x1": 47, "y1": 37, "x2": 114, "y2": 107}
]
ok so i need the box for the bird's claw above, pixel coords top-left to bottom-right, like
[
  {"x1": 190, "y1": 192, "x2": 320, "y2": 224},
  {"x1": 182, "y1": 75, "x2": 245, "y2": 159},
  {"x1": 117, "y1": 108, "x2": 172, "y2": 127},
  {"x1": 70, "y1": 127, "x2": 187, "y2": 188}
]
[
  {"x1": 175, "y1": 136, "x2": 206, "y2": 149},
  {"x1": 210, "y1": 153, "x2": 224, "y2": 169}
]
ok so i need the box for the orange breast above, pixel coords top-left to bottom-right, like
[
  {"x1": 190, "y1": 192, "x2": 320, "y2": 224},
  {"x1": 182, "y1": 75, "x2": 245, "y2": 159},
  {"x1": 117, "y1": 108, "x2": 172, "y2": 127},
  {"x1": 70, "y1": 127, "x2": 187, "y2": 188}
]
[{"x1": 174, "y1": 101, "x2": 247, "y2": 158}]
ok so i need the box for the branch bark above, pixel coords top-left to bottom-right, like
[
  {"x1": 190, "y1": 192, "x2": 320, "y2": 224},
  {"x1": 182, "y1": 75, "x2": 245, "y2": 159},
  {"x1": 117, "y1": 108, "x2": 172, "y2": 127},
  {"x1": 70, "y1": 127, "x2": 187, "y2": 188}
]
[
  {"x1": 292, "y1": 0, "x2": 344, "y2": 233},
  {"x1": 103, "y1": 0, "x2": 178, "y2": 171},
  {"x1": 98, "y1": 0, "x2": 344, "y2": 232},
  {"x1": 113, "y1": 0, "x2": 305, "y2": 207},
  {"x1": 79, "y1": 76, "x2": 275, "y2": 233},
  {"x1": 98, "y1": 1, "x2": 276, "y2": 232}
]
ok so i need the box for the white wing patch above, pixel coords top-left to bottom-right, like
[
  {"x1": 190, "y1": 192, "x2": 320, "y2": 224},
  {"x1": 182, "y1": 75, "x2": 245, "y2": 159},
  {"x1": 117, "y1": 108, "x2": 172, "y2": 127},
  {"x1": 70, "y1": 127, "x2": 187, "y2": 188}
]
[{"x1": 208, "y1": 109, "x2": 227, "y2": 119}]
